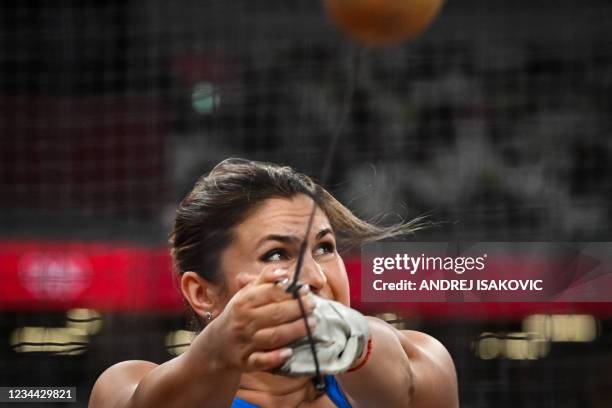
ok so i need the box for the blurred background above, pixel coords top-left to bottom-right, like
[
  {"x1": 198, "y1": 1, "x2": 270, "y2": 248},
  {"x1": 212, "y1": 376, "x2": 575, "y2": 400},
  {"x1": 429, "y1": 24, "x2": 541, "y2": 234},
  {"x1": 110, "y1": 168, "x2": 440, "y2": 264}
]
[{"x1": 1, "y1": 0, "x2": 612, "y2": 406}]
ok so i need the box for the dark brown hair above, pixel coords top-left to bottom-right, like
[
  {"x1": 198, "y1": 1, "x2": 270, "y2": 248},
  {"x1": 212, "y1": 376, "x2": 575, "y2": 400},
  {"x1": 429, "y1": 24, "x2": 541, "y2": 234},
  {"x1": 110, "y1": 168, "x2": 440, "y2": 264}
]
[{"x1": 170, "y1": 158, "x2": 420, "y2": 285}]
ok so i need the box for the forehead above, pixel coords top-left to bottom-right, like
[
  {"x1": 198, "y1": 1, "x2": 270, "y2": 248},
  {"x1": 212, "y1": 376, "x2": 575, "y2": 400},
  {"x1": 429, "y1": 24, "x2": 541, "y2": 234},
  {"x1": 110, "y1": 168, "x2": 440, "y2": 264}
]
[{"x1": 235, "y1": 195, "x2": 331, "y2": 242}]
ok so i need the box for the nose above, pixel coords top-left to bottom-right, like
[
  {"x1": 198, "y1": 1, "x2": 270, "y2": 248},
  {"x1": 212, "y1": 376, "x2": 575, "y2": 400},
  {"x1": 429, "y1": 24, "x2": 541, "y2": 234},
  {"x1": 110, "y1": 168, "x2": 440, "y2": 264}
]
[{"x1": 297, "y1": 254, "x2": 327, "y2": 293}]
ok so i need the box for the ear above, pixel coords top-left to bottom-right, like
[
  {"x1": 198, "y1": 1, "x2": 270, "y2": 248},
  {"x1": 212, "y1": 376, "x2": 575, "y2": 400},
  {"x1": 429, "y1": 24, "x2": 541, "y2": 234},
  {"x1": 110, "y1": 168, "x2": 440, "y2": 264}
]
[{"x1": 180, "y1": 272, "x2": 223, "y2": 320}]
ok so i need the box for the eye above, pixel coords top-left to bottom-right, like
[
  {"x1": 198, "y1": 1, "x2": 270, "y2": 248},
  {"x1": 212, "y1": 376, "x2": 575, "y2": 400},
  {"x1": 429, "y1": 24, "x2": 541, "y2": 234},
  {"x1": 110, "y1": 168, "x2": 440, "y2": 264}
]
[
  {"x1": 313, "y1": 242, "x2": 335, "y2": 257},
  {"x1": 261, "y1": 248, "x2": 291, "y2": 262}
]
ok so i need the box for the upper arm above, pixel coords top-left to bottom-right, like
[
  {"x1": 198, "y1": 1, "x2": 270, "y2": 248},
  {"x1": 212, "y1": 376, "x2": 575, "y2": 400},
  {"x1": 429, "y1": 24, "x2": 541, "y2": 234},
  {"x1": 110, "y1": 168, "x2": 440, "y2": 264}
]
[
  {"x1": 398, "y1": 330, "x2": 459, "y2": 408},
  {"x1": 89, "y1": 360, "x2": 158, "y2": 408}
]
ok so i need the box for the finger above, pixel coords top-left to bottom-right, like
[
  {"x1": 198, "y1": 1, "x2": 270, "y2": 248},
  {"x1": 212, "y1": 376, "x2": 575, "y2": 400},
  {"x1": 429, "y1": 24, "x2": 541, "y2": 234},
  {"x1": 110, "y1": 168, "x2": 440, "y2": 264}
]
[
  {"x1": 253, "y1": 266, "x2": 290, "y2": 285},
  {"x1": 250, "y1": 295, "x2": 316, "y2": 329},
  {"x1": 252, "y1": 315, "x2": 317, "y2": 351},
  {"x1": 236, "y1": 271, "x2": 258, "y2": 289},
  {"x1": 235, "y1": 266, "x2": 289, "y2": 291},
  {"x1": 246, "y1": 348, "x2": 293, "y2": 372},
  {"x1": 243, "y1": 280, "x2": 310, "y2": 308}
]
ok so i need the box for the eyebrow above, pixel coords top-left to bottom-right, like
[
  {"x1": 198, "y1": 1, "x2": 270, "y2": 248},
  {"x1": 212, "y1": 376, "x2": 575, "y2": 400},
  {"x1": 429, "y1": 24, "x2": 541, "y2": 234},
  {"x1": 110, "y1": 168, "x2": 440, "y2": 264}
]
[{"x1": 256, "y1": 228, "x2": 333, "y2": 249}]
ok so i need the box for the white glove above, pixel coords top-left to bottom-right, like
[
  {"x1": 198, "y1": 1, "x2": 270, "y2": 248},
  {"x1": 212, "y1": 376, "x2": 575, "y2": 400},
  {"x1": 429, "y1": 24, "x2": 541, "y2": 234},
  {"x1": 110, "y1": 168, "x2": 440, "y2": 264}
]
[{"x1": 276, "y1": 293, "x2": 370, "y2": 376}]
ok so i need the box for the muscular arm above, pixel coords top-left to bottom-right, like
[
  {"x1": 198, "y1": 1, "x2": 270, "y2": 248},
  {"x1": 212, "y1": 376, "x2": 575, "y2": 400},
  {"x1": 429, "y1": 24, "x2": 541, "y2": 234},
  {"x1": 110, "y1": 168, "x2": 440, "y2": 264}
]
[
  {"x1": 337, "y1": 318, "x2": 458, "y2": 408},
  {"x1": 90, "y1": 268, "x2": 312, "y2": 408},
  {"x1": 89, "y1": 325, "x2": 242, "y2": 408}
]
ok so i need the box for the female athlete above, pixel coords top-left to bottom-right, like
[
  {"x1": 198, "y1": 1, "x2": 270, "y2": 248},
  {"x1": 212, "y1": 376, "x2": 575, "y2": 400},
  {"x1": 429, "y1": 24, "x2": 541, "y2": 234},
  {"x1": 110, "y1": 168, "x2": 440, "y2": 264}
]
[{"x1": 90, "y1": 158, "x2": 458, "y2": 408}]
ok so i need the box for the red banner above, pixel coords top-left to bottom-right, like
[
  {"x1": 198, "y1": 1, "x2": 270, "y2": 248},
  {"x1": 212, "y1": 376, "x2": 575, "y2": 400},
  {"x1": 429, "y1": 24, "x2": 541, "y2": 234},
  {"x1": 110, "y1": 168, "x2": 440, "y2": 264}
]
[
  {"x1": 0, "y1": 240, "x2": 180, "y2": 312},
  {"x1": 2, "y1": 240, "x2": 612, "y2": 319}
]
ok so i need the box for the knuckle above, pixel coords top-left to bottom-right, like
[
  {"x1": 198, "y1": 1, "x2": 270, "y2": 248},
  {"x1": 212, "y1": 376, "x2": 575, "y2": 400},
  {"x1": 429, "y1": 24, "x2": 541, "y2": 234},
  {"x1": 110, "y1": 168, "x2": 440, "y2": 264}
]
[
  {"x1": 249, "y1": 353, "x2": 270, "y2": 371},
  {"x1": 229, "y1": 322, "x2": 249, "y2": 343},
  {"x1": 270, "y1": 304, "x2": 285, "y2": 324},
  {"x1": 252, "y1": 328, "x2": 267, "y2": 346},
  {"x1": 249, "y1": 353, "x2": 260, "y2": 364},
  {"x1": 246, "y1": 354, "x2": 260, "y2": 370},
  {"x1": 228, "y1": 324, "x2": 241, "y2": 340},
  {"x1": 266, "y1": 327, "x2": 282, "y2": 348},
  {"x1": 233, "y1": 295, "x2": 248, "y2": 310}
]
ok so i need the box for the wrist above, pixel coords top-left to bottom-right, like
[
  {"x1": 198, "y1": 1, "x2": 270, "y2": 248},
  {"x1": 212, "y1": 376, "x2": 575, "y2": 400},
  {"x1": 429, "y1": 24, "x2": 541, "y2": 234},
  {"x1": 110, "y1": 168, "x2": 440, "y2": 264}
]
[
  {"x1": 171, "y1": 321, "x2": 242, "y2": 406},
  {"x1": 189, "y1": 319, "x2": 241, "y2": 375}
]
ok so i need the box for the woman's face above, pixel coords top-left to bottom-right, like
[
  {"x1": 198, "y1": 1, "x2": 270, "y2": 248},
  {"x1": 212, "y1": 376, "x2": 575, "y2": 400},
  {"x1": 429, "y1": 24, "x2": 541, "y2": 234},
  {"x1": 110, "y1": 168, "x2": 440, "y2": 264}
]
[{"x1": 217, "y1": 193, "x2": 350, "y2": 307}]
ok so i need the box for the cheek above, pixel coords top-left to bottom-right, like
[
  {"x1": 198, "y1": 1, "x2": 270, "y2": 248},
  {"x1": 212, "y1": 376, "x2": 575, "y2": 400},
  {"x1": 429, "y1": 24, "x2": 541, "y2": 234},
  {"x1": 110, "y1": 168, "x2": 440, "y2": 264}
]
[
  {"x1": 217, "y1": 251, "x2": 251, "y2": 307},
  {"x1": 327, "y1": 258, "x2": 351, "y2": 306}
]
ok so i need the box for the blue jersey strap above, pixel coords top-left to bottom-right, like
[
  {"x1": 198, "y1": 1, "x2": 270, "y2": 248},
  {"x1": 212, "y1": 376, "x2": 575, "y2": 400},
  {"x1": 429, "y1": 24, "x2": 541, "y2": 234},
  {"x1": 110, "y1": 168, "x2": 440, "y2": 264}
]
[
  {"x1": 324, "y1": 375, "x2": 353, "y2": 408},
  {"x1": 231, "y1": 375, "x2": 352, "y2": 408},
  {"x1": 231, "y1": 397, "x2": 259, "y2": 408}
]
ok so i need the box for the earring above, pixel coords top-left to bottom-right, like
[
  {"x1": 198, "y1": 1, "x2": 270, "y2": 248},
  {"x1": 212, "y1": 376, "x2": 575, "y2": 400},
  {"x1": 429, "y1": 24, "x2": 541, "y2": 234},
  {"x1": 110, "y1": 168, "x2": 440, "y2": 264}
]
[{"x1": 205, "y1": 312, "x2": 213, "y2": 322}]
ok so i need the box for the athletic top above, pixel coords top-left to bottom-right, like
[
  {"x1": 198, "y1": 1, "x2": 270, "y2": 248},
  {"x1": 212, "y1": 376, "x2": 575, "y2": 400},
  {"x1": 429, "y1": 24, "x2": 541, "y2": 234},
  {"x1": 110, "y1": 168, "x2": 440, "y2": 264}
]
[{"x1": 231, "y1": 375, "x2": 352, "y2": 408}]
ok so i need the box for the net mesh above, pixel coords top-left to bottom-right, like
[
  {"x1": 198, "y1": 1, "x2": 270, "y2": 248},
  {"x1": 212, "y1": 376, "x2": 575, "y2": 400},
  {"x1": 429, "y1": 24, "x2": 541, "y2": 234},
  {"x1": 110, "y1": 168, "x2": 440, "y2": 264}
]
[{"x1": 1, "y1": 0, "x2": 612, "y2": 406}]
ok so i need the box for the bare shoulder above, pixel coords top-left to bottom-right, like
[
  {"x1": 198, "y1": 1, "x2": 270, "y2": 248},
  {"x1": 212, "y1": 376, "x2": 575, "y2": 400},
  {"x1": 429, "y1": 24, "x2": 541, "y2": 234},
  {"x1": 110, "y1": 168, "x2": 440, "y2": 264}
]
[
  {"x1": 89, "y1": 360, "x2": 158, "y2": 408},
  {"x1": 397, "y1": 330, "x2": 459, "y2": 408},
  {"x1": 399, "y1": 331, "x2": 453, "y2": 363}
]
